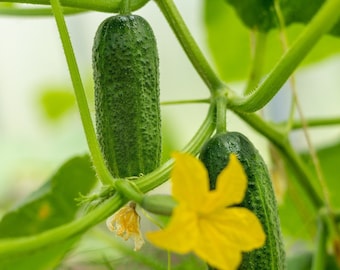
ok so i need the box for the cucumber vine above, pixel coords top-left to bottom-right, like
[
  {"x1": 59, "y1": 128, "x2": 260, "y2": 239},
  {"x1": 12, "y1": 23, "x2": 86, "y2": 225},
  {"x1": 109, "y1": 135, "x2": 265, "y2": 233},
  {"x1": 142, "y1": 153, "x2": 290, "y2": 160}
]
[{"x1": 1, "y1": 0, "x2": 340, "y2": 268}]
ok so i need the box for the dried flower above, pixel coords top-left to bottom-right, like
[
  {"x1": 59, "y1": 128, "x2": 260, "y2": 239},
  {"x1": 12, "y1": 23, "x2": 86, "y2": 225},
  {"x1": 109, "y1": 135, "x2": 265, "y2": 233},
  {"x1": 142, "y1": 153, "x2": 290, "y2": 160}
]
[{"x1": 106, "y1": 201, "x2": 144, "y2": 251}]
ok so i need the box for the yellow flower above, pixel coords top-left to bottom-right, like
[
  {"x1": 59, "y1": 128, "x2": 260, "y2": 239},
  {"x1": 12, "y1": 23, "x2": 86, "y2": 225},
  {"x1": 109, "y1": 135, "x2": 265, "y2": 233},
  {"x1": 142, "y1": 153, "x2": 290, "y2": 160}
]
[
  {"x1": 146, "y1": 152, "x2": 265, "y2": 270},
  {"x1": 106, "y1": 201, "x2": 144, "y2": 251}
]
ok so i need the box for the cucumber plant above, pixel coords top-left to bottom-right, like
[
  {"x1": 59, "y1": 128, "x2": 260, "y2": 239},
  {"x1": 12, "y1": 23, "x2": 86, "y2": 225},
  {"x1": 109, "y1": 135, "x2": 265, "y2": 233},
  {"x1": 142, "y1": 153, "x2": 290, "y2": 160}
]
[{"x1": 1, "y1": 0, "x2": 340, "y2": 269}]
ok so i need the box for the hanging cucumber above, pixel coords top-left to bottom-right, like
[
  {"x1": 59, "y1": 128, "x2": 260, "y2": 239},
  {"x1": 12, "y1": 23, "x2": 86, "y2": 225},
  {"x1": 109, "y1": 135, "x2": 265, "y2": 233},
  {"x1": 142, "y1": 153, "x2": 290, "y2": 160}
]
[
  {"x1": 200, "y1": 132, "x2": 285, "y2": 269},
  {"x1": 92, "y1": 14, "x2": 161, "y2": 178}
]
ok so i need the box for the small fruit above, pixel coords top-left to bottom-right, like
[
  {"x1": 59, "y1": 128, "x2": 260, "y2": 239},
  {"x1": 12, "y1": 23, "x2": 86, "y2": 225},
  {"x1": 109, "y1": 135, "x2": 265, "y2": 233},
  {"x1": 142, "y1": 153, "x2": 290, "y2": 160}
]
[
  {"x1": 93, "y1": 14, "x2": 161, "y2": 178},
  {"x1": 200, "y1": 132, "x2": 285, "y2": 269}
]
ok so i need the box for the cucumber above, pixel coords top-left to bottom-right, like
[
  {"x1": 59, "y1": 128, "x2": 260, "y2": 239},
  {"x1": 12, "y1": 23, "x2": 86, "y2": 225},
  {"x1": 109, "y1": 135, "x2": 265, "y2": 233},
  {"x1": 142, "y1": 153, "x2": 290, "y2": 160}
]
[
  {"x1": 199, "y1": 132, "x2": 285, "y2": 269},
  {"x1": 93, "y1": 14, "x2": 161, "y2": 178}
]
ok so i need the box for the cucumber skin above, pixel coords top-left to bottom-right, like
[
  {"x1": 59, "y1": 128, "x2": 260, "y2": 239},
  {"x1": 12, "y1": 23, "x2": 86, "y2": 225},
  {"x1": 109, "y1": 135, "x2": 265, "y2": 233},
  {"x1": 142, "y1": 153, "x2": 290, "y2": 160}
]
[
  {"x1": 199, "y1": 132, "x2": 285, "y2": 269},
  {"x1": 93, "y1": 15, "x2": 161, "y2": 178}
]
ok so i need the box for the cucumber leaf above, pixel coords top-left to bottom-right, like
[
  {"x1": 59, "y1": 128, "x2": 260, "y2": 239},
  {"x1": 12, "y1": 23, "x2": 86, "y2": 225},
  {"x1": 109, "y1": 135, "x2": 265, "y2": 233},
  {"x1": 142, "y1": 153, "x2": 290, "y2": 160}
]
[
  {"x1": 203, "y1": 0, "x2": 340, "y2": 81},
  {"x1": 225, "y1": 0, "x2": 340, "y2": 35},
  {"x1": 0, "y1": 155, "x2": 97, "y2": 269},
  {"x1": 226, "y1": 0, "x2": 277, "y2": 32}
]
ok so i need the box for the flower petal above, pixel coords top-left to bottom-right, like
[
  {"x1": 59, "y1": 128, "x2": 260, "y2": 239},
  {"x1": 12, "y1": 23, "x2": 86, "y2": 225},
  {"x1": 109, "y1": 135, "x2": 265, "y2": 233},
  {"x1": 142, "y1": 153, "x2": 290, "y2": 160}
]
[
  {"x1": 195, "y1": 226, "x2": 242, "y2": 270},
  {"x1": 206, "y1": 207, "x2": 266, "y2": 251},
  {"x1": 205, "y1": 154, "x2": 247, "y2": 210},
  {"x1": 146, "y1": 204, "x2": 198, "y2": 253},
  {"x1": 171, "y1": 152, "x2": 209, "y2": 210},
  {"x1": 194, "y1": 207, "x2": 265, "y2": 269}
]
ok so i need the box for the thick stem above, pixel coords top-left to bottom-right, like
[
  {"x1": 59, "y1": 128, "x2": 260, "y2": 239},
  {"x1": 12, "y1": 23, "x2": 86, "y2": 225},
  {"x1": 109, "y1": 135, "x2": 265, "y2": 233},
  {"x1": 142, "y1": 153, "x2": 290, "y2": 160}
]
[
  {"x1": 0, "y1": 6, "x2": 84, "y2": 16},
  {"x1": 0, "y1": 0, "x2": 149, "y2": 13}
]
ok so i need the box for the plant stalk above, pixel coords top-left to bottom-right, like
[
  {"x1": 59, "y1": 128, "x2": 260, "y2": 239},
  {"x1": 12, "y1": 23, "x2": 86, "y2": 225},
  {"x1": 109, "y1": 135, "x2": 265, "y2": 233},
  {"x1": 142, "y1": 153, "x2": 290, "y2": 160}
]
[{"x1": 51, "y1": 0, "x2": 113, "y2": 185}]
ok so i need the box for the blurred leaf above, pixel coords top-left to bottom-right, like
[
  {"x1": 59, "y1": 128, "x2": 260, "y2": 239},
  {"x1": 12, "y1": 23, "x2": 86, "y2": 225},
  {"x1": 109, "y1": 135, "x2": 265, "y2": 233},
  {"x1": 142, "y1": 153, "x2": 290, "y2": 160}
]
[
  {"x1": 287, "y1": 251, "x2": 339, "y2": 270},
  {"x1": 226, "y1": 0, "x2": 277, "y2": 32},
  {"x1": 204, "y1": 0, "x2": 252, "y2": 81},
  {"x1": 303, "y1": 139, "x2": 340, "y2": 208},
  {"x1": 0, "y1": 155, "x2": 97, "y2": 269},
  {"x1": 39, "y1": 87, "x2": 75, "y2": 121},
  {"x1": 0, "y1": 238, "x2": 79, "y2": 270},
  {"x1": 203, "y1": 0, "x2": 340, "y2": 82},
  {"x1": 279, "y1": 138, "x2": 340, "y2": 240},
  {"x1": 278, "y1": 165, "x2": 317, "y2": 240},
  {"x1": 160, "y1": 116, "x2": 179, "y2": 164},
  {"x1": 172, "y1": 254, "x2": 206, "y2": 270},
  {"x1": 287, "y1": 252, "x2": 312, "y2": 270},
  {"x1": 225, "y1": 0, "x2": 340, "y2": 34}
]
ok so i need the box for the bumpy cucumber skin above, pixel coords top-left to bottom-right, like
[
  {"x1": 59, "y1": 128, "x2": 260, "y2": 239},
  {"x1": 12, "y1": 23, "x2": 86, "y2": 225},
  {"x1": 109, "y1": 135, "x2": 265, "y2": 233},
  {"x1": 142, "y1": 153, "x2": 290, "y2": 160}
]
[
  {"x1": 93, "y1": 15, "x2": 161, "y2": 178},
  {"x1": 199, "y1": 132, "x2": 285, "y2": 270}
]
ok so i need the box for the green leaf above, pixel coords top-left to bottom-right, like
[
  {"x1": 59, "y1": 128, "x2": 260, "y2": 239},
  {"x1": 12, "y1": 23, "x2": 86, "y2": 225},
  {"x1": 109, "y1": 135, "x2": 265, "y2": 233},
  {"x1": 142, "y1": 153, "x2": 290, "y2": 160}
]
[
  {"x1": 203, "y1": 0, "x2": 340, "y2": 82},
  {"x1": 204, "y1": 0, "x2": 252, "y2": 81},
  {"x1": 0, "y1": 238, "x2": 79, "y2": 270},
  {"x1": 226, "y1": 0, "x2": 277, "y2": 32},
  {"x1": 279, "y1": 139, "x2": 340, "y2": 240},
  {"x1": 39, "y1": 87, "x2": 76, "y2": 121},
  {"x1": 278, "y1": 164, "x2": 318, "y2": 240},
  {"x1": 225, "y1": 0, "x2": 340, "y2": 34},
  {"x1": 0, "y1": 155, "x2": 97, "y2": 269}
]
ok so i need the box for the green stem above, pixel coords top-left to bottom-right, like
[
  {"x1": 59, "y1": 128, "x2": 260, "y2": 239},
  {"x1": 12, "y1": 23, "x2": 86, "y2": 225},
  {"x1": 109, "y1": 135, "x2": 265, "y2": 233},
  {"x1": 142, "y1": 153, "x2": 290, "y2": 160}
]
[
  {"x1": 281, "y1": 116, "x2": 340, "y2": 130},
  {"x1": 154, "y1": 0, "x2": 224, "y2": 94},
  {"x1": 236, "y1": 111, "x2": 323, "y2": 209},
  {"x1": 51, "y1": 0, "x2": 113, "y2": 185},
  {"x1": 0, "y1": 6, "x2": 85, "y2": 16},
  {"x1": 161, "y1": 98, "x2": 210, "y2": 106},
  {"x1": 115, "y1": 180, "x2": 177, "y2": 216},
  {"x1": 215, "y1": 96, "x2": 227, "y2": 134},
  {"x1": 229, "y1": 0, "x2": 340, "y2": 112},
  {"x1": 141, "y1": 194, "x2": 176, "y2": 216},
  {"x1": 0, "y1": 104, "x2": 215, "y2": 257},
  {"x1": 0, "y1": 0, "x2": 149, "y2": 13},
  {"x1": 285, "y1": 90, "x2": 297, "y2": 134},
  {"x1": 114, "y1": 179, "x2": 144, "y2": 204},
  {"x1": 120, "y1": 0, "x2": 130, "y2": 14},
  {"x1": 311, "y1": 213, "x2": 329, "y2": 270},
  {"x1": 244, "y1": 31, "x2": 268, "y2": 95}
]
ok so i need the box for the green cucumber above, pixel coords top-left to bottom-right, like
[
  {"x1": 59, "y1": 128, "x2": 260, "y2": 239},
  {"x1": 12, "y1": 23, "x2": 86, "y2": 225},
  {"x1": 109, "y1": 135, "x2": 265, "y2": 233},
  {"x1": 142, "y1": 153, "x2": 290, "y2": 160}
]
[
  {"x1": 200, "y1": 132, "x2": 285, "y2": 269},
  {"x1": 93, "y1": 14, "x2": 161, "y2": 178}
]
